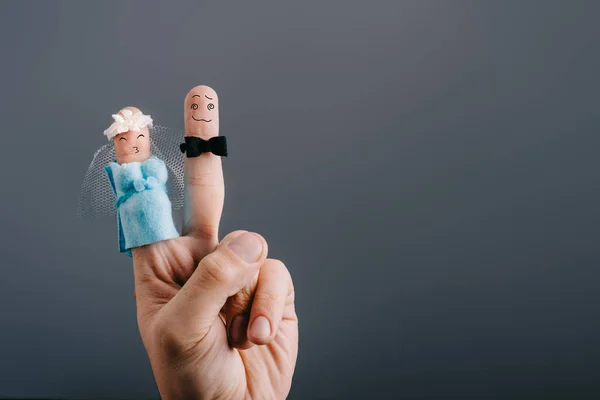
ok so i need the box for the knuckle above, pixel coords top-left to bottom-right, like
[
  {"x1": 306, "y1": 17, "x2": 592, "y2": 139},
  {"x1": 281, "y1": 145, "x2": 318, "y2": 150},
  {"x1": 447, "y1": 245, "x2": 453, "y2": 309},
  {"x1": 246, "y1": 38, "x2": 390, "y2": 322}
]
[
  {"x1": 268, "y1": 258, "x2": 293, "y2": 282},
  {"x1": 252, "y1": 293, "x2": 280, "y2": 315},
  {"x1": 150, "y1": 318, "x2": 199, "y2": 371},
  {"x1": 199, "y1": 253, "x2": 234, "y2": 287},
  {"x1": 186, "y1": 170, "x2": 223, "y2": 188},
  {"x1": 186, "y1": 224, "x2": 219, "y2": 242},
  {"x1": 268, "y1": 258, "x2": 295, "y2": 299},
  {"x1": 268, "y1": 258, "x2": 288, "y2": 274},
  {"x1": 253, "y1": 291, "x2": 281, "y2": 306},
  {"x1": 152, "y1": 317, "x2": 183, "y2": 355}
]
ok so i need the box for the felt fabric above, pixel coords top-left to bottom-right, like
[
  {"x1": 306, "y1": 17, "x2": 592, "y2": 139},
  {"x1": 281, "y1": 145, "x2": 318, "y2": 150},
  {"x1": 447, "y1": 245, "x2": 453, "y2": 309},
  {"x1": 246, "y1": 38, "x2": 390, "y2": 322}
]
[
  {"x1": 105, "y1": 156, "x2": 179, "y2": 255},
  {"x1": 180, "y1": 136, "x2": 228, "y2": 157}
]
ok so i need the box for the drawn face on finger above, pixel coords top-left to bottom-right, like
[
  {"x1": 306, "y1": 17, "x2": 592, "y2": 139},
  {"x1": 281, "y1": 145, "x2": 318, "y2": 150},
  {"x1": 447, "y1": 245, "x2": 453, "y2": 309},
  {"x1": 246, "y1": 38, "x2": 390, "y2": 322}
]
[
  {"x1": 113, "y1": 126, "x2": 151, "y2": 164},
  {"x1": 184, "y1": 85, "x2": 219, "y2": 137},
  {"x1": 112, "y1": 107, "x2": 152, "y2": 164}
]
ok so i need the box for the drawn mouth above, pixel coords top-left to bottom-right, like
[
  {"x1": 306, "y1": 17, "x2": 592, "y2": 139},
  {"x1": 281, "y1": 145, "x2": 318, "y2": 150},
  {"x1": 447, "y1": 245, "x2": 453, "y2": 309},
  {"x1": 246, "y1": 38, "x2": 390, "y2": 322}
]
[
  {"x1": 192, "y1": 116, "x2": 212, "y2": 122},
  {"x1": 133, "y1": 147, "x2": 139, "y2": 153}
]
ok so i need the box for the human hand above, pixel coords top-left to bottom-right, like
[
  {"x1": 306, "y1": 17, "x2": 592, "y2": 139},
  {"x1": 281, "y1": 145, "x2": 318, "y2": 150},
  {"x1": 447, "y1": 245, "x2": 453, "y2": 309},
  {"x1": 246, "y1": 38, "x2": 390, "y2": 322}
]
[{"x1": 130, "y1": 86, "x2": 298, "y2": 399}]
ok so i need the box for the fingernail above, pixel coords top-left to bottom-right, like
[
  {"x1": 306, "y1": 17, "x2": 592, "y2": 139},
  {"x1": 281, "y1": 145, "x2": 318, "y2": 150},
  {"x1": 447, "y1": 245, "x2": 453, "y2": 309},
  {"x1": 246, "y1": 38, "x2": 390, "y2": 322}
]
[
  {"x1": 228, "y1": 232, "x2": 263, "y2": 263},
  {"x1": 229, "y1": 314, "x2": 247, "y2": 344},
  {"x1": 250, "y1": 316, "x2": 271, "y2": 340}
]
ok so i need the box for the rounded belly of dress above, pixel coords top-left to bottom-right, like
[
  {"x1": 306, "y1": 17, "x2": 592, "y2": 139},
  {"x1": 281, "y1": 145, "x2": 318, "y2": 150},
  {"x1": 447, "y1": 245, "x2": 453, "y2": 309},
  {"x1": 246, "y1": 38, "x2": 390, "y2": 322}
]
[{"x1": 120, "y1": 189, "x2": 173, "y2": 230}]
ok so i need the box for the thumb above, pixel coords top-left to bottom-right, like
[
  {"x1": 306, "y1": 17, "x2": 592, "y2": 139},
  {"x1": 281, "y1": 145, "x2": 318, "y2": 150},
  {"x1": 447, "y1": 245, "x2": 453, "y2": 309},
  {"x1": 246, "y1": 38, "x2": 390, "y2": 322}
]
[{"x1": 163, "y1": 231, "x2": 268, "y2": 343}]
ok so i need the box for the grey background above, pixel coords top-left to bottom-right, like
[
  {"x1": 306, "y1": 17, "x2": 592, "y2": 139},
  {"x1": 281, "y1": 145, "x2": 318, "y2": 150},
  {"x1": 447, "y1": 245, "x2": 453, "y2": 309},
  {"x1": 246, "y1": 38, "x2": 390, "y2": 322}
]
[{"x1": 0, "y1": 1, "x2": 599, "y2": 399}]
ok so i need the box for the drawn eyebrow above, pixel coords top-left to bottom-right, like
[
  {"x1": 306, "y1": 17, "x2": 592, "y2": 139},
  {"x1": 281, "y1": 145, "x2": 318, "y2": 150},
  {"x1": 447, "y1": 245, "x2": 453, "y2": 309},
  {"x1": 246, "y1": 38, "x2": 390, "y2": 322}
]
[
  {"x1": 204, "y1": 95, "x2": 213, "y2": 100},
  {"x1": 119, "y1": 137, "x2": 127, "y2": 141},
  {"x1": 192, "y1": 94, "x2": 201, "y2": 98}
]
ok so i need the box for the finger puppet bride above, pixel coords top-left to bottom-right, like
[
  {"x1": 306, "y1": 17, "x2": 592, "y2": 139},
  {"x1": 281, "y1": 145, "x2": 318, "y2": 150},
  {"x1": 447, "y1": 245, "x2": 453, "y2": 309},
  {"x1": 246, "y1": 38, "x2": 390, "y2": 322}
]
[{"x1": 78, "y1": 107, "x2": 185, "y2": 256}]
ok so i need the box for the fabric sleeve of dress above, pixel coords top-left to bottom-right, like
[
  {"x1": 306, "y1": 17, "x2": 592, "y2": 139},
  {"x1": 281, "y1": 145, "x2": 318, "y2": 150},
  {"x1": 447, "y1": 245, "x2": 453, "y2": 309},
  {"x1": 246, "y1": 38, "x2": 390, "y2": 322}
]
[
  {"x1": 141, "y1": 156, "x2": 169, "y2": 185},
  {"x1": 105, "y1": 163, "x2": 128, "y2": 254}
]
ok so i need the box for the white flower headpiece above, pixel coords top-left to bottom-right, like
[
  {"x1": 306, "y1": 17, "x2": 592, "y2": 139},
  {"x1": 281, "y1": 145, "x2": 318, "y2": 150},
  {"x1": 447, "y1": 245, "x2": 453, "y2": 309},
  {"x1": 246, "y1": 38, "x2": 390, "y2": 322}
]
[{"x1": 103, "y1": 109, "x2": 153, "y2": 141}]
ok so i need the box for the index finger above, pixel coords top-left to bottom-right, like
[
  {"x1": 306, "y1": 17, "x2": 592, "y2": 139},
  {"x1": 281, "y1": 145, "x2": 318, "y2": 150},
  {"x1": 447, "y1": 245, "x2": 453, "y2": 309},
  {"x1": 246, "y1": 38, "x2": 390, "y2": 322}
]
[{"x1": 182, "y1": 85, "x2": 224, "y2": 244}]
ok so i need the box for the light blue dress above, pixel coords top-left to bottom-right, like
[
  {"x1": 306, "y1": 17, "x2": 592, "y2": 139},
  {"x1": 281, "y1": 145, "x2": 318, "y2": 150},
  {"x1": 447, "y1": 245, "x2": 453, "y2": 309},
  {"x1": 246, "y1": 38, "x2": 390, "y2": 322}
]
[{"x1": 105, "y1": 156, "x2": 179, "y2": 256}]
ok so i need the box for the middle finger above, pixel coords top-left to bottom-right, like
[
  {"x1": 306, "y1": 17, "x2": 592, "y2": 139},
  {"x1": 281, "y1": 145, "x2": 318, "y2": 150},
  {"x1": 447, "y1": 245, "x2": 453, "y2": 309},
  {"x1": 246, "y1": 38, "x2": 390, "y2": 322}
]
[{"x1": 182, "y1": 85, "x2": 225, "y2": 249}]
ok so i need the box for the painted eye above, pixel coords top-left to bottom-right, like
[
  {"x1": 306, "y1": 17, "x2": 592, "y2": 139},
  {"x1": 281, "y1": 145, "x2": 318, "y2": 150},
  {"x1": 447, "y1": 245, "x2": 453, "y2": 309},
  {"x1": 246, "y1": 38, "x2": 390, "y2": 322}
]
[
  {"x1": 119, "y1": 137, "x2": 127, "y2": 141},
  {"x1": 137, "y1": 134, "x2": 145, "y2": 139},
  {"x1": 191, "y1": 103, "x2": 198, "y2": 110},
  {"x1": 207, "y1": 103, "x2": 215, "y2": 110}
]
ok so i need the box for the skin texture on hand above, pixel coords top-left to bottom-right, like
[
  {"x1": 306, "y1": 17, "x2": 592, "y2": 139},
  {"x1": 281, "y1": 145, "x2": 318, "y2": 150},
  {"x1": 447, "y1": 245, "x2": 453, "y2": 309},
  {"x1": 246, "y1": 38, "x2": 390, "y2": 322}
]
[{"x1": 129, "y1": 86, "x2": 298, "y2": 400}]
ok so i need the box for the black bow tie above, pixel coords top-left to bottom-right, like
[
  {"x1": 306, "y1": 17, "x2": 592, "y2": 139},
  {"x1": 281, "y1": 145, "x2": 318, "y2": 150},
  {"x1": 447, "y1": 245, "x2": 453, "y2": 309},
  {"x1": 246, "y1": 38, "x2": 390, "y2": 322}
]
[{"x1": 180, "y1": 136, "x2": 228, "y2": 158}]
